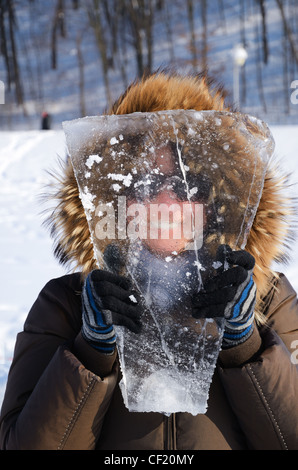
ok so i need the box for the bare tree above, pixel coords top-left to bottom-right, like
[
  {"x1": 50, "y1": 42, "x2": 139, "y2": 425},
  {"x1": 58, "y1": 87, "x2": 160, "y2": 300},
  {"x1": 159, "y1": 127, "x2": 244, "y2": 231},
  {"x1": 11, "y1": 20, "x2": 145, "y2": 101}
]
[
  {"x1": 200, "y1": 0, "x2": 208, "y2": 71},
  {"x1": 254, "y1": 1, "x2": 267, "y2": 113},
  {"x1": 257, "y1": 0, "x2": 269, "y2": 64},
  {"x1": 276, "y1": 0, "x2": 298, "y2": 64},
  {"x1": 0, "y1": 0, "x2": 12, "y2": 91},
  {"x1": 76, "y1": 31, "x2": 86, "y2": 117},
  {"x1": 51, "y1": 0, "x2": 66, "y2": 70},
  {"x1": 187, "y1": 0, "x2": 198, "y2": 70},
  {"x1": 87, "y1": 0, "x2": 112, "y2": 106},
  {"x1": 0, "y1": 0, "x2": 25, "y2": 108},
  {"x1": 124, "y1": 0, "x2": 155, "y2": 77},
  {"x1": 164, "y1": 0, "x2": 175, "y2": 64}
]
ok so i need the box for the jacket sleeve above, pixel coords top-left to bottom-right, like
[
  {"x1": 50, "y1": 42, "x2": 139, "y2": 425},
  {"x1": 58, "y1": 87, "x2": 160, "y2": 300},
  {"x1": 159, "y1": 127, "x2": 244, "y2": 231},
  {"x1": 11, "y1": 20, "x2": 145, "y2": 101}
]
[
  {"x1": 218, "y1": 274, "x2": 298, "y2": 450},
  {"x1": 0, "y1": 276, "x2": 118, "y2": 450}
]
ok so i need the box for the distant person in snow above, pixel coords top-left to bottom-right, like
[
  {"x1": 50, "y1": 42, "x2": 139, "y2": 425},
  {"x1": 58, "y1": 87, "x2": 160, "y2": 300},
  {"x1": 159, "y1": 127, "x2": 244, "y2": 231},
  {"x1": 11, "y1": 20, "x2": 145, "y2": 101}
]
[
  {"x1": 41, "y1": 111, "x2": 51, "y2": 130},
  {"x1": 1, "y1": 70, "x2": 298, "y2": 450}
]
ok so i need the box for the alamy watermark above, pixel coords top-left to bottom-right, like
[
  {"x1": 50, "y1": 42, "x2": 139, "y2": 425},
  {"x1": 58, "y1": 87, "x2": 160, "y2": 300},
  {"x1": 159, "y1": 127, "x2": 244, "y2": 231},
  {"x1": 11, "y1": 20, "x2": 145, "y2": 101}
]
[
  {"x1": 290, "y1": 340, "x2": 298, "y2": 365},
  {"x1": 94, "y1": 196, "x2": 204, "y2": 250},
  {"x1": 290, "y1": 80, "x2": 298, "y2": 104}
]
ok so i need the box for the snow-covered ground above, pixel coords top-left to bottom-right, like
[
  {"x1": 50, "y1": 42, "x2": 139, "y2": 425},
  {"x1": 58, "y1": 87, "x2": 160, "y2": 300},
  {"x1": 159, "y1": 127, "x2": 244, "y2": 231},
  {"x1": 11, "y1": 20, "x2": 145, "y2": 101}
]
[{"x1": 0, "y1": 124, "x2": 297, "y2": 407}]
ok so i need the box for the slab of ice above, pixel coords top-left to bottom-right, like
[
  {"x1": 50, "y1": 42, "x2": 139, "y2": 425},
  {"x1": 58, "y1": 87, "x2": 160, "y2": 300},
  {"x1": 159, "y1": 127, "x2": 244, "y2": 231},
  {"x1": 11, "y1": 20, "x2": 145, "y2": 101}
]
[{"x1": 63, "y1": 110, "x2": 274, "y2": 415}]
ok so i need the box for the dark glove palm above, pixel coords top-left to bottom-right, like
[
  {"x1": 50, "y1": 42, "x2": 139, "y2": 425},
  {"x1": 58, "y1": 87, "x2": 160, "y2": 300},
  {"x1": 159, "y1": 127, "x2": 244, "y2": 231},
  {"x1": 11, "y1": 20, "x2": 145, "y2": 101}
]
[
  {"x1": 82, "y1": 270, "x2": 142, "y2": 354},
  {"x1": 192, "y1": 246, "x2": 256, "y2": 348}
]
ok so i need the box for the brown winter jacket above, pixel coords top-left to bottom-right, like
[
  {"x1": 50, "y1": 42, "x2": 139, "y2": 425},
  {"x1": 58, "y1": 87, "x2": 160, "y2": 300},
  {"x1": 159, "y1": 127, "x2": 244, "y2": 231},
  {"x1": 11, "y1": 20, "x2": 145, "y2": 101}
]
[{"x1": 0, "y1": 271, "x2": 298, "y2": 450}]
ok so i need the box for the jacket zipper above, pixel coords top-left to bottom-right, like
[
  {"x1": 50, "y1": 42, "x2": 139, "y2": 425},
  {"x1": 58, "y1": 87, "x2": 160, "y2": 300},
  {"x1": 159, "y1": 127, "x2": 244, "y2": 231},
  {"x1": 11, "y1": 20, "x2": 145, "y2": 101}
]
[{"x1": 164, "y1": 413, "x2": 176, "y2": 450}]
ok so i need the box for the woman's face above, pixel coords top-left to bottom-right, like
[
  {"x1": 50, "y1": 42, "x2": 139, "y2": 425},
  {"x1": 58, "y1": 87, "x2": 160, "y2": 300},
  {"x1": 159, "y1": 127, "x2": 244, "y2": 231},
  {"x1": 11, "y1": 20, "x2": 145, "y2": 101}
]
[{"x1": 126, "y1": 145, "x2": 205, "y2": 254}]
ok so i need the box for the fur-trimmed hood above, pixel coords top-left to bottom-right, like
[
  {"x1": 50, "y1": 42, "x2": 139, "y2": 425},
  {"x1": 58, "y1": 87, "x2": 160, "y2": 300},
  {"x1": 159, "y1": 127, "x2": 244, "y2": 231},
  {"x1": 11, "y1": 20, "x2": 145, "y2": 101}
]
[{"x1": 46, "y1": 71, "x2": 295, "y2": 322}]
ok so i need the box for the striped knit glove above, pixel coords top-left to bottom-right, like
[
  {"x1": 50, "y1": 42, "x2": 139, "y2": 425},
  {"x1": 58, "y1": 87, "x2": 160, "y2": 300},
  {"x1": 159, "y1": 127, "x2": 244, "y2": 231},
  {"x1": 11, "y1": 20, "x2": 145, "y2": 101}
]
[
  {"x1": 192, "y1": 246, "x2": 256, "y2": 349},
  {"x1": 81, "y1": 270, "x2": 142, "y2": 354}
]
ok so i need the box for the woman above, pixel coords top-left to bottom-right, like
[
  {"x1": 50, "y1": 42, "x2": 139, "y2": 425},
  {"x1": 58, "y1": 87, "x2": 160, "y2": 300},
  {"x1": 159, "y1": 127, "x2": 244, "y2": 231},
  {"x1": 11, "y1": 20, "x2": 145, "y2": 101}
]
[{"x1": 1, "y1": 70, "x2": 298, "y2": 450}]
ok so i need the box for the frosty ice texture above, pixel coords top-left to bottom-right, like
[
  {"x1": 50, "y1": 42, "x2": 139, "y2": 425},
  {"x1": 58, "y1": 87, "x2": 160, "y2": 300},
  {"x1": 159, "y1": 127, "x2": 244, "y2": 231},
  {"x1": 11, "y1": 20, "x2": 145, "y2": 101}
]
[{"x1": 63, "y1": 110, "x2": 274, "y2": 415}]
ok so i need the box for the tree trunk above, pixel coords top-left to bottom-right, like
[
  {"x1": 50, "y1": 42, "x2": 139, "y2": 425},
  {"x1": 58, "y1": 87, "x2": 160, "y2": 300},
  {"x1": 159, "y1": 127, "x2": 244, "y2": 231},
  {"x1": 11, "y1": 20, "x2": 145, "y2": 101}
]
[
  {"x1": 258, "y1": 0, "x2": 269, "y2": 64},
  {"x1": 187, "y1": 0, "x2": 197, "y2": 70},
  {"x1": 76, "y1": 32, "x2": 86, "y2": 117},
  {"x1": 87, "y1": 0, "x2": 112, "y2": 106},
  {"x1": 7, "y1": 0, "x2": 24, "y2": 107},
  {"x1": 51, "y1": 0, "x2": 66, "y2": 69},
  {"x1": 276, "y1": 0, "x2": 298, "y2": 64},
  {"x1": 0, "y1": 1, "x2": 12, "y2": 91},
  {"x1": 200, "y1": 0, "x2": 208, "y2": 71}
]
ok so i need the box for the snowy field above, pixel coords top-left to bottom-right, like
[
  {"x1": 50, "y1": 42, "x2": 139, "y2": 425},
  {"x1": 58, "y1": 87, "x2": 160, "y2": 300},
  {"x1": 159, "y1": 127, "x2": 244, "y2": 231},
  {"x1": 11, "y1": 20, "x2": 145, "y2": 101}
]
[{"x1": 0, "y1": 124, "x2": 297, "y2": 407}]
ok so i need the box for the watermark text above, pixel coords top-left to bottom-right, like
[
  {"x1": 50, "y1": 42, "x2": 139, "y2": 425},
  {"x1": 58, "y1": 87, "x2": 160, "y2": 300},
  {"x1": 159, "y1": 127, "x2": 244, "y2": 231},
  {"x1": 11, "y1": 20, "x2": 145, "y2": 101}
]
[
  {"x1": 290, "y1": 80, "x2": 298, "y2": 104},
  {"x1": 0, "y1": 80, "x2": 4, "y2": 104},
  {"x1": 290, "y1": 340, "x2": 298, "y2": 365},
  {"x1": 94, "y1": 196, "x2": 204, "y2": 250}
]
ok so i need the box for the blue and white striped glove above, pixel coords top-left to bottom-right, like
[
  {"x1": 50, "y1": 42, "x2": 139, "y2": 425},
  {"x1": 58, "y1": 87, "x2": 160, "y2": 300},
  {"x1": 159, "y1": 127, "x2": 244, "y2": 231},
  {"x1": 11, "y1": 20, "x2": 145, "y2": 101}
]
[
  {"x1": 192, "y1": 246, "x2": 256, "y2": 349},
  {"x1": 81, "y1": 270, "x2": 142, "y2": 354}
]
